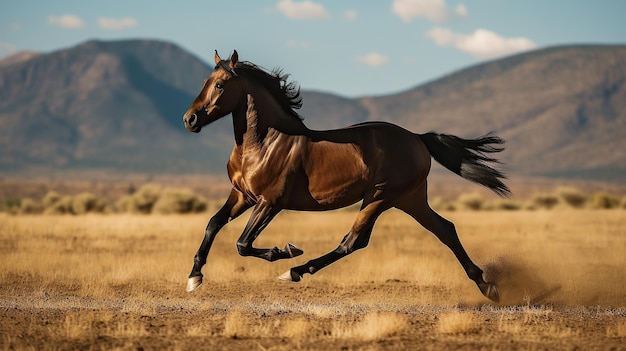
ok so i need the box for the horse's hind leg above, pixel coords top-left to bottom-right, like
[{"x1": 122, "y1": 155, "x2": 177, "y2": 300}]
[
  {"x1": 279, "y1": 198, "x2": 389, "y2": 282},
  {"x1": 397, "y1": 187, "x2": 499, "y2": 302}
]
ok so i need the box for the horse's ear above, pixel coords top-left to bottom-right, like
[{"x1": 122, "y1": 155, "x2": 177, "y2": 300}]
[
  {"x1": 229, "y1": 50, "x2": 239, "y2": 69},
  {"x1": 214, "y1": 50, "x2": 222, "y2": 64}
]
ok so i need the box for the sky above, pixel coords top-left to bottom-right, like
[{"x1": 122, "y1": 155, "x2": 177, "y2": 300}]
[{"x1": 1, "y1": 0, "x2": 625, "y2": 97}]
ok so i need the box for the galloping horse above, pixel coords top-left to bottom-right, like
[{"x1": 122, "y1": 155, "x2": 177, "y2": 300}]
[{"x1": 182, "y1": 51, "x2": 509, "y2": 301}]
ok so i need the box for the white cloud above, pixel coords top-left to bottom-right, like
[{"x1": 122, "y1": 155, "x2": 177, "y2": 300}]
[
  {"x1": 392, "y1": 0, "x2": 469, "y2": 22},
  {"x1": 392, "y1": 0, "x2": 447, "y2": 22},
  {"x1": 286, "y1": 40, "x2": 310, "y2": 49},
  {"x1": 345, "y1": 9, "x2": 358, "y2": 21},
  {"x1": 428, "y1": 27, "x2": 455, "y2": 46},
  {"x1": 455, "y1": 4, "x2": 467, "y2": 17},
  {"x1": 48, "y1": 14, "x2": 85, "y2": 29},
  {"x1": 427, "y1": 27, "x2": 537, "y2": 59},
  {"x1": 276, "y1": 0, "x2": 331, "y2": 20},
  {"x1": 357, "y1": 52, "x2": 389, "y2": 67},
  {"x1": 98, "y1": 17, "x2": 138, "y2": 30}
]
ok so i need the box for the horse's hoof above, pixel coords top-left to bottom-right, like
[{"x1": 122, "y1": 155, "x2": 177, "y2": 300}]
[
  {"x1": 285, "y1": 243, "x2": 303, "y2": 258},
  {"x1": 478, "y1": 282, "x2": 500, "y2": 302},
  {"x1": 187, "y1": 275, "x2": 203, "y2": 292},
  {"x1": 278, "y1": 269, "x2": 301, "y2": 282}
]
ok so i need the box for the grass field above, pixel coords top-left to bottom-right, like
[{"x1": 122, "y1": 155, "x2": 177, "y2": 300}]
[{"x1": 1, "y1": 209, "x2": 625, "y2": 350}]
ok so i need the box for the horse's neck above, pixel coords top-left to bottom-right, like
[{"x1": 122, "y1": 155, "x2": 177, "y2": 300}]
[{"x1": 233, "y1": 89, "x2": 308, "y2": 150}]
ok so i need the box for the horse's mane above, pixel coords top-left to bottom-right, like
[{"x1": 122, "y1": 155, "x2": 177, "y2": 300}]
[{"x1": 217, "y1": 60, "x2": 303, "y2": 121}]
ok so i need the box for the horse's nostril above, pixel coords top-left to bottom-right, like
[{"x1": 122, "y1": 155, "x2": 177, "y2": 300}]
[{"x1": 188, "y1": 113, "x2": 197, "y2": 127}]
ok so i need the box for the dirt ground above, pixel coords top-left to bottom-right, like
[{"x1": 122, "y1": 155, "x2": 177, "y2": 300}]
[
  {"x1": 1, "y1": 210, "x2": 625, "y2": 350},
  {"x1": 2, "y1": 282, "x2": 625, "y2": 350}
]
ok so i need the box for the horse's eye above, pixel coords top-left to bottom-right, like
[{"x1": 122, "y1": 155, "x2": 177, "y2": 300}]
[{"x1": 215, "y1": 83, "x2": 224, "y2": 89}]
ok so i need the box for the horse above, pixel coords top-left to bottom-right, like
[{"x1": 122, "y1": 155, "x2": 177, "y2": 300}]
[{"x1": 182, "y1": 50, "x2": 509, "y2": 302}]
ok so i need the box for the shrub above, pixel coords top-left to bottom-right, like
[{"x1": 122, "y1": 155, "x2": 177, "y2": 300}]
[
  {"x1": 429, "y1": 197, "x2": 446, "y2": 211},
  {"x1": 44, "y1": 195, "x2": 74, "y2": 214},
  {"x1": 19, "y1": 198, "x2": 43, "y2": 214},
  {"x1": 456, "y1": 193, "x2": 484, "y2": 211},
  {"x1": 72, "y1": 192, "x2": 107, "y2": 214},
  {"x1": 556, "y1": 187, "x2": 588, "y2": 208},
  {"x1": 522, "y1": 201, "x2": 537, "y2": 211},
  {"x1": 531, "y1": 193, "x2": 559, "y2": 210},
  {"x1": 113, "y1": 185, "x2": 207, "y2": 214},
  {"x1": 1, "y1": 197, "x2": 21, "y2": 213},
  {"x1": 152, "y1": 189, "x2": 207, "y2": 214},
  {"x1": 42, "y1": 191, "x2": 61, "y2": 208},
  {"x1": 443, "y1": 202, "x2": 457, "y2": 211},
  {"x1": 429, "y1": 197, "x2": 456, "y2": 211},
  {"x1": 129, "y1": 184, "x2": 163, "y2": 214},
  {"x1": 589, "y1": 192, "x2": 620, "y2": 209},
  {"x1": 490, "y1": 199, "x2": 522, "y2": 211},
  {"x1": 114, "y1": 195, "x2": 133, "y2": 213}
]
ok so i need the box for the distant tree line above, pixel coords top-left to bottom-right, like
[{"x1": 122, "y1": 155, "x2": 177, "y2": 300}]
[{"x1": 0, "y1": 185, "x2": 624, "y2": 215}]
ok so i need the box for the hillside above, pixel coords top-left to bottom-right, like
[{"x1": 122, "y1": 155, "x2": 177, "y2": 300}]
[
  {"x1": 359, "y1": 45, "x2": 626, "y2": 180},
  {"x1": 0, "y1": 40, "x2": 624, "y2": 182},
  {"x1": 0, "y1": 40, "x2": 233, "y2": 174}
]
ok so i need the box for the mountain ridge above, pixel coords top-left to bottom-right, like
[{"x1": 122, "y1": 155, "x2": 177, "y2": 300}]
[{"x1": 0, "y1": 40, "x2": 624, "y2": 182}]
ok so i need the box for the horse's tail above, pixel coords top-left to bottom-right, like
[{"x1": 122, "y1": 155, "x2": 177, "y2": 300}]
[{"x1": 418, "y1": 132, "x2": 511, "y2": 197}]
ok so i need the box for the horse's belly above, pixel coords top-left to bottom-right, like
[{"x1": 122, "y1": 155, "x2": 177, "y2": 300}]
[{"x1": 283, "y1": 143, "x2": 369, "y2": 210}]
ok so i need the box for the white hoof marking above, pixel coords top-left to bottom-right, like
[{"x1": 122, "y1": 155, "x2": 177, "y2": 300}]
[
  {"x1": 187, "y1": 276, "x2": 202, "y2": 292},
  {"x1": 278, "y1": 270, "x2": 301, "y2": 282}
]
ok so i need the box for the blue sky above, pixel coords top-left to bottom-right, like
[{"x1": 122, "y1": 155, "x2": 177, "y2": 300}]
[{"x1": 1, "y1": 0, "x2": 625, "y2": 97}]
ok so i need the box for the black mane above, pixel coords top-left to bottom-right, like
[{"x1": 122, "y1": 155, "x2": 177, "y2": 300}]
[{"x1": 217, "y1": 60, "x2": 303, "y2": 121}]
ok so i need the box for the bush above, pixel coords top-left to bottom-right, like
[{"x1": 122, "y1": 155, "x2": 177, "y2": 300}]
[
  {"x1": 456, "y1": 193, "x2": 484, "y2": 211},
  {"x1": 556, "y1": 187, "x2": 588, "y2": 208},
  {"x1": 113, "y1": 185, "x2": 207, "y2": 214},
  {"x1": 489, "y1": 199, "x2": 522, "y2": 211},
  {"x1": 114, "y1": 195, "x2": 133, "y2": 213},
  {"x1": 589, "y1": 192, "x2": 620, "y2": 209},
  {"x1": 152, "y1": 189, "x2": 207, "y2": 214},
  {"x1": 44, "y1": 195, "x2": 74, "y2": 214},
  {"x1": 42, "y1": 191, "x2": 61, "y2": 208},
  {"x1": 19, "y1": 198, "x2": 43, "y2": 214},
  {"x1": 531, "y1": 193, "x2": 559, "y2": 210},
  {"x1": 72, "y1": 192, "x2": 107, "y2": 214},
  {"x1": 1, "y1": 197, "x2": 21, "y2": 213},
  {"x1": 429, "y1": 197, "x2": 446, "y2": 211},
  {"x1": 129, "y1": 184, "x2": 163, "y2": 214}
]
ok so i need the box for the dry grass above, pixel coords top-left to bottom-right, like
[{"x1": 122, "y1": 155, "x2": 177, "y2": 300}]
[
  {"x1": 437, "y1": 311, "x2": 479, "y2": 334},
  {"x1": 1, "y1": 209, "x2": 625, "y2": 350},
  {"x1": 332, "y1": 312, "x2": 407, "y2": 340}
]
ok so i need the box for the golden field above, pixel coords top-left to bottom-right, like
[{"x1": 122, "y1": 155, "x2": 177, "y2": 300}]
[{"x1": 1, "y1": 209, "x2": 625, "y2": 350}]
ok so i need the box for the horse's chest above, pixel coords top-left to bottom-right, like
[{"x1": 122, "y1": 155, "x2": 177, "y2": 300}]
[{"x1": 228, "y1": 152, "x2": 295, "y2": 203}]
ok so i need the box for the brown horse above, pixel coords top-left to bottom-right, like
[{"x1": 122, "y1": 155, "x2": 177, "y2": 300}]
[{"x1": 182, "y1": 50, "x2": 509, "y2": 301}]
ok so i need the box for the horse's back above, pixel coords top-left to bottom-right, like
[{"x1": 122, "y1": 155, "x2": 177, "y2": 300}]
[{"x1": 308, "y1": 121, "x2": 432, "y2": 194}]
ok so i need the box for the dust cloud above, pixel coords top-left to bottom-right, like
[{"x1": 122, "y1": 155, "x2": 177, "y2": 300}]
[{"x1": 484, "y1": 255, "x2": 625, "y2": 307}]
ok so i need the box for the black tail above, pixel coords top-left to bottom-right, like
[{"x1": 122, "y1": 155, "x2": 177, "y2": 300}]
[{"x1": 418, "y1": 132, "x2": 511, "y2": 197}]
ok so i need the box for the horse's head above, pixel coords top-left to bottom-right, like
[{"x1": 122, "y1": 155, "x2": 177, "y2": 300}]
[{"x1": 183, "y1": 50, "x2": 244, "y2": 133}]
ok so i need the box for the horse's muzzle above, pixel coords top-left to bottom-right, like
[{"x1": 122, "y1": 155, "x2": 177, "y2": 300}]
[{"x1": 183, "y1": 113, "x2": 201, "y2": 133}]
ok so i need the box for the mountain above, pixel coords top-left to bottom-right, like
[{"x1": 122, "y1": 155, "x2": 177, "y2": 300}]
[
  {"x1": 0, "y1": 40, "x2": 624, "y2": 182},
  {"x1": 358, "y1": 45, "x2": 626, "y2": 181},
  {"x1": 0, "y1": 51, "x2": 40, "y2": 67},
  {"x1": 0, "y1": 39, "x2": 233, "y2": 174}
]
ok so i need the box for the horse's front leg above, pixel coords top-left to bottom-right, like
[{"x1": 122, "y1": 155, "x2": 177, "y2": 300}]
[
  {"x1": 236, "y1": 198, "x2": 303, "y2": 262},
  {"x1": 187, "y1": 189, "x2": 251, "y2": 292}
]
